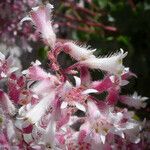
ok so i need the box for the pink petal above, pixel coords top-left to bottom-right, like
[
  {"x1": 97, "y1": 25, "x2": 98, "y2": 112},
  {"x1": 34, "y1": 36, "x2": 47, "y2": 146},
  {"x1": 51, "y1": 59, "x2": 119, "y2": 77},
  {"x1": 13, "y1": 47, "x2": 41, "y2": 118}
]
[
  {"x1": 106, "y1": 89, "x2": 119, "y2": 105},
  {"x1": 80, "y1": 67, "x2": 91, "y2": 86},
  {"x1": 57, "y1": 113, "x2": 70, "y2": 129},
  {"x1": 92, "y1": 76, "x2": 113, "y2": 93},
  {"x1": 0, "y1": 133, "x2": 8, "y2": 145},
  {"x1": 122, "y1": 71, "x2": 137, "y2": 80},
  {"x1": 78, "y1": 130, "x2": 87, "y2": 143},
  {"x1": 28, "y1": 65, "x2": 48, "y2": 80}
]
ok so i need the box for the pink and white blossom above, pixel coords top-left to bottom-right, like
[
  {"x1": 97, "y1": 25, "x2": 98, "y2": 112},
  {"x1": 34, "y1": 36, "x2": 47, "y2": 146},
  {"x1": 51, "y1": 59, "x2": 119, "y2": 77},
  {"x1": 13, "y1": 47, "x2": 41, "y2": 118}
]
[
  {"x1": 21, "y1": 3, "x2": 56, "y2": 48},
  {"x1": 80, "y1": 49, "x2": 128, "y2": 75},
  {"x1": 0, "y1": 52, "x2": 18, "y2": 79},
  {"x1": 60, "y1": 76, "x2": 98, "y2": 112},
  {"x1": 63, "y1": 42, "x2": 96, "y2": 61},
  {"x1": 120, "y1": 92, "x2": 148, "y2": 109}
]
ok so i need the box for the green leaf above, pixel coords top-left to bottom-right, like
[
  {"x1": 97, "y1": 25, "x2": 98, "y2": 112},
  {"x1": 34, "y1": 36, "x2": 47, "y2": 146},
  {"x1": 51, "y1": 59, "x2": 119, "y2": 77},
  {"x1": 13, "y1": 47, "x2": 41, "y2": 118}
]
[
  {"x1": 38, "y1": 46, "x2": 48, "y2": 61},
  {"x1": 117, "y1": 35, "x2": 130, "y2": 46}
]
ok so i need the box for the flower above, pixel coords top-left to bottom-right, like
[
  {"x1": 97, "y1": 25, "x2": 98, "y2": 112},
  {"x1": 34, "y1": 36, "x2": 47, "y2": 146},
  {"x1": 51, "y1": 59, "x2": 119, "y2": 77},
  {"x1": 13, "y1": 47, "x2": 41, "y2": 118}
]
[
  {"x1": 60, "y1": 76, "x2": 98, "y2": 112},
  {"x1": 63, "y1": 42, "x2": 96, "y2": 61},
  {"x1": 120, "y1": 92, "x2": 148, "y2": 109},
  {"x1": 21, "y1": 3, "x2": 56, "y2": 48},
  {"x1": 0, "y1": 52, "x2": 18, "y2": 79},
  {"x1": 28, "y1": 117, "x2": 57, "y2": 149},
  {"x1": 0, "y1": 91, "x2": 17, "y2": 116},
  {"x1": 80, "y1": 101, "x2": 142, "y2": 146},
  {"x1": 22, "y1": 60, "x2": 50, "y2": 80},
  {"x1": 79, "y1": 49, "x2": 128, "y2": 75}
]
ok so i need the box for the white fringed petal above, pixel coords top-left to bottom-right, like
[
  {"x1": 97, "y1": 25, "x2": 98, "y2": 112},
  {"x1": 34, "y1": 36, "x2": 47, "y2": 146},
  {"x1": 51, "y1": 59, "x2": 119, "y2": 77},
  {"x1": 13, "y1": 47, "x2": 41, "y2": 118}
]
[
  {"x1": 80, "y1": 49, "x2": 128, "y2": 75},
  {"x1": 64, "y1": 42, "x2": 96, "y2": 61},
  {"x1": 1, "y1": 92, "x2": 17, "y2": 116}
]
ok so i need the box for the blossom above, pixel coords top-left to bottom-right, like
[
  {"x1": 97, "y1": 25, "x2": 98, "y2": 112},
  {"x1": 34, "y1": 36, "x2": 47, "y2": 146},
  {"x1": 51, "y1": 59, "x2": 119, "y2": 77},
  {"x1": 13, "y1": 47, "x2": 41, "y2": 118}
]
[
  {"x1": 79, "y1": 49, "x2": 128, "y2": 75},
  {"x1": 0, "y1": 52, "x2": 18, "y2": 79},
  {"x1": 22, "y1": 60, "x2": 50, "y2": 80},
  {"x1": 21, "y1": 3, "x2": 56, "y2": 48},
  {"x1": 80, "y1": 101, "x2": 142, "y2": 146},
  {"x1": 26, "y1": 117, "x2": 57, "y2": 149},
  {"x1": 0, "y1": 91, "x2": 17, "y2": 116},
  {"x1": 120, "y1": 92, "x2": 148, "y2": 109},
  {"x1": 63, "y1": 42, "x2": 96, "y2": 61},
  {"x1": 60, "y1": 76, "x2": 98, "y2": 112}
]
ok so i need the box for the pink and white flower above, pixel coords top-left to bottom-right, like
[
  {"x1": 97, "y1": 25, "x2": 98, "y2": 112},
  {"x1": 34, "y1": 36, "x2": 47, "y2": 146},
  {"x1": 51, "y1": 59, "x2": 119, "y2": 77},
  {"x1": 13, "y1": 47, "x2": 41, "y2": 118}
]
[
  {"x1": 120, "y1": 92, "x2": 148, "y2": 109},
  {"x1": 63, "y1": 42, "x2": 96, "y2": 61},
  {"x1": 80, "y1": 101, "x2": 142, "y2": 146},
  {"x1": 21, "y1": 3, "x2": 56, "y2": 48},
  {"x1": 80, "y1": 49, "x2": 128, "y2": 75},
  {"x1": 0, "y1": 52, "x2": 18, "y2": 79},
  {"x1": 60, "y1": 76, "x2": 98, "y2": 112}
]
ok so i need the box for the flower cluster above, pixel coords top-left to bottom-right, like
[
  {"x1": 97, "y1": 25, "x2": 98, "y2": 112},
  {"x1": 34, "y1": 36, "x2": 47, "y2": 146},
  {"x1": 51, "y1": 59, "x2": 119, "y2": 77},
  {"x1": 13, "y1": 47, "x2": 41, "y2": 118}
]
[
  {"x1": 0, "y1": 3, "x2": 149, "y2": 150},
  {"x1": 0, "y1": 0, "x2": 41, "y2": 52}
]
